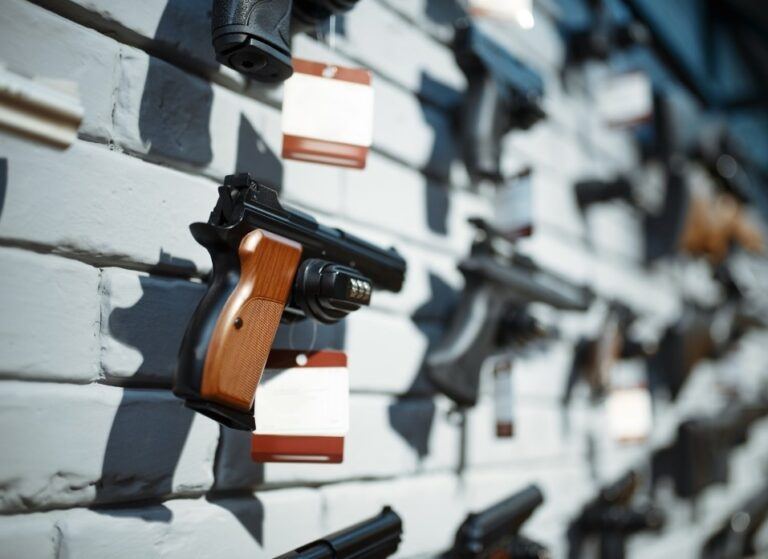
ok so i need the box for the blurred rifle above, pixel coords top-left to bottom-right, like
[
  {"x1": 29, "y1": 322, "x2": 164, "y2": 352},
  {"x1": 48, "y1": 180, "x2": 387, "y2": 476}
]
[
  {"x1": 567, "y1": 471, "x2": 664, "y2": 559},
  {"x1": 701, "y1": 484, "x2": 768, "y2": 559},
  {"x1": 651, "y1": 399, "x2": 768, "y2": 501},
  {"x1": 275, "y1": 506, "x2": 402, "y2": 558},
  {"x1": 447, "y1": 484, "x2": 549, "y2": 559},
  {"x1": 427, "y1": 219, "x2": 594, "y2": 407}
]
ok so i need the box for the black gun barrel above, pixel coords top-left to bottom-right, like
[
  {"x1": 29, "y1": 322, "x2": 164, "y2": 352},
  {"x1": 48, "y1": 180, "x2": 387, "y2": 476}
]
[
  {"x1": 462, "y1": 255, "x2": 593, "y2": 312},
  {"x1": 275, "y1": 507, "x2": 403, "y2": 559},
  {"x1": 224, "y1": 174, "x2": 406, "y2": 293},
  {"x1": 452, "y1": 485, "x2": 545, "y2": 558}
]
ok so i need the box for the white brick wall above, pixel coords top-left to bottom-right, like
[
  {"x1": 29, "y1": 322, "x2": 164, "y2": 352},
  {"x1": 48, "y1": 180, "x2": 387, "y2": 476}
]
[{"x1": 0, "y1": 0, "x2": 765, "y2": 557}]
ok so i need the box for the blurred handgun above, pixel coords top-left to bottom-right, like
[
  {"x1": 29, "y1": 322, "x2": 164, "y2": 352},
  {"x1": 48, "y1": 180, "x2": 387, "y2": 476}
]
[
  {"x1": 454, "y1": 22, "x2": 545, "y2": 184},
  {"x1": 701, "y1": 484, "x2": 768, "y2": 559},
  {"x1": 563, "y1": 0, "x2": 648, "y2": 65},
  {"x1": 275, "y1": 506, "x2": 402, "y2": 558},
  {"x1": 174, "y1": 173, "x2": 405, "y2": 430},
  {"x1": 211, "y1": 0, "x2": 360, "y2": 82},
  {"x1": 427, "y1": 218, "x2": 594, "y2": 407},
  {"x1": 563, "y1": 302, "x2": 654, "y2": 407},
  {"x1": 652, "y1": 400, "x2": 768, "y2": 500},
  {"x1": 649, "y1": 283, "x2": 768, "y2": 401},
  {"x1": 568, "y1": 471, "x2": 664, "y2": 559},
  {"x1": 447, "y1": 485, "x2": 549, "y2": 559}
]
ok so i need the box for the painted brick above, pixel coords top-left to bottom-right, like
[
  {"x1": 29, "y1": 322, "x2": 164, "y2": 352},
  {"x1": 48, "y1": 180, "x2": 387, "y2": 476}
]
[
  {"x1": 320, "y1": 473, "x2": 465, "y2": 557},
  {"x1": 215, "y1": 394, "x2": 460, "y2": 489},
  {"x1": 0, "y1": 489, "x2": 323, "y2": 559},
  {"x1": 0, "y1": 248, "x2": 100, "y2": 382},
  {"x1": 0, "y1": 382, "x2": 218, "y2": 512},
  {"x1": 0, "y1": 136, "x2": 214, "y2": 274},
  {"x1": 0, "y1": 0, "x2": 118, "y2": 141}
]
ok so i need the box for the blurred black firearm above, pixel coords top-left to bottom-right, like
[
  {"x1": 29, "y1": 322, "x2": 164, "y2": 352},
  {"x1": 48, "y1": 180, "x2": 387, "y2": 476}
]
[
  {"x1": 211, "y1": 0, "x2": 360, "y2": 82},
  {"x1": 446, "y1": 484, "x2": 549, "y2": 559},
  {"x1": 454, "y1": 22, "x2": 545, "y2": 184},
  {"x1": 568, "y1": 471, "x2": 664, "y2": 559},
  {"x1": 564, "y1": 0, "x2": 648, "y2": 65},
  {"x1": 562, "y1": 302, "x2": 654, "y2": 408},
  {"x1": 652, "y1": 398, "x2": 768, "y2": 501},
  {"x1": 701, "y1": 484, "x2": 768, "y2": 559},
  {"x1": 427, "y1": 219, "x2": 594, "y2": 407},
  {"x1": 275, "y1": 506, "x2": 402, "y2": 558}
]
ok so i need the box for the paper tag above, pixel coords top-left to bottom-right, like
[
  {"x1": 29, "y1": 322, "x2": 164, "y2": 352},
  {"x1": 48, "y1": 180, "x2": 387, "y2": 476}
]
[
  {"x1": 492, "y1": 356, "x2": 515, "y2": 438},
  {"x1": 606, "y1": 386, "x2": 652, "y2": 443},
  {"x1": 595, "y1": 71, "x2": 652, "y2": 128},
  {"x1": 469, "y1": 0, "x2": 535, "y2": 28},
  {"x1": 282, "y1": 59, "x2": 373, "y2": 169},
  {"x1": 251, "y1": 350, "x2": 348, "y2": 463},
  {"x1": 494, "y1": 168, "x2": 533, "y2": 239},
  {"x1": 592, "y1": 313, "x2": 621, "y2": 392}
]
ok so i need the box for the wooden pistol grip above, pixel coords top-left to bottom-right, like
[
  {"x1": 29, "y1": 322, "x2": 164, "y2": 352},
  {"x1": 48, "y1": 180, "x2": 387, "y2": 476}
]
[{"x1": 201, "y1": 229, "x2": 302, "y2": 411}]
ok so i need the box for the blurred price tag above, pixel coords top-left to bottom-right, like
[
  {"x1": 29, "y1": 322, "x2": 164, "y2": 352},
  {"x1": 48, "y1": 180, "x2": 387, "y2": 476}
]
[
  {"x1": 492, "y1": 356, "x2": 515, "y2": 438},
  {"x1": 606, "y1": 386, "x2": 652, "y2": 443},
  {"x1": 595, "y1": 71, "x2": 652, "y2": 128},
  {"x1": 282, "y1": 59, "x2": 373, "y2": 169},
  {"x1": 252, "y1": 350, "x2": 348, "y2": 463},
  {"x1": 494, "y1": 167, "x2": 533, "y2": 239},
  {"x1": 469, "y1": 0, "x2": 535, "y2": 28}
]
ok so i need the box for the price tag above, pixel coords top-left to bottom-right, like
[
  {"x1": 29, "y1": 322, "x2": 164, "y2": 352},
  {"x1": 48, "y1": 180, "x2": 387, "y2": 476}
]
[
  {"x1": 606, "y1": 386, "x2": 652, "y2": 443},
  {"x1": 469, "y1": 0, "x2": 535, "y2": 29},
  {"x1": 251, "y1": 350, "x2": 348, "y2": 463},
  {"x1": 492, "y1": 356, "x2": 515, "y2": 438},
  {"x1": 494, "y1": 168, "x2": 533, "y2": 239},
  {"x1": 281, "y1": 59, "x2": 373, "y2": 169},
  {"x1": 595, "y1": 71, "x2": 652, "y2": 128}
]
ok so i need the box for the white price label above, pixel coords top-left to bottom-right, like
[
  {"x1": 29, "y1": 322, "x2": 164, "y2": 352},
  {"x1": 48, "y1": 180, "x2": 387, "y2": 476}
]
[
  {"x1": 282, "y1": 59, "x2": 373, "y2": 169},
  {"x1": 606, "y1": 386, "x2": 652, "y2": 443},
  {"x1": 469, "y1": 0, "x2": 535, "y2": 28},
  {"x1": 254, "y1": 352, "x2": 349, "y2": 437},
  {"x1": 494, "y1": 168, "x2": 533, "y2": 239},
  {"x1": 595, "y1": 71, "x2": 652, "y2": 128},
  {"x1": 492, "y1": 356, "x2": 515, "y2": 438}
]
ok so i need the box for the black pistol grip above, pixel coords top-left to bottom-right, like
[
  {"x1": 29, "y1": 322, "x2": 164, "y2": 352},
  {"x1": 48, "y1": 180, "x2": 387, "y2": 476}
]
[
  {"x1": 461, "y1": 73, "x2": 505, "y2": 183},
  {"x1": 574, "y1": 177, "x2": 633, "y2": 211},
  {"x1": 212, "y1": 0, "x2": 294, "y2": 82},
  {"x1": 426, "y1": 282, "x2": 501, "y2": 407}
]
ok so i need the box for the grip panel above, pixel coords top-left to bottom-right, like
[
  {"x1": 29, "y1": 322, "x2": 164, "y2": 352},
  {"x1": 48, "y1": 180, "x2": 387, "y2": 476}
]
[{"x1": 201, "y1": 229, "x2": 302, "y2": 411}]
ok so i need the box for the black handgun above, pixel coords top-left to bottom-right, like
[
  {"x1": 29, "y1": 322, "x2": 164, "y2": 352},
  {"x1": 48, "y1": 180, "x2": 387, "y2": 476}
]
[
  {"x1": 701, "y1": 484, "x2": 768, "y2": 559},
  {"x1": 174, "y1": 173, "x2": 406, "y2": 430},
  {"x1": 427, "y1": 219, "x2": 594, "y2": 407},
  {"x1": 275, "y1": 506, "x2": 403, "y2": 558},
  {"x1": 211, "y1": 0, "x2": 360, "y2": 82},
  {"x1": 562, "y1": 302, "x2": 653, "y2": 407},
  {"x1": 563, "y1": 0, "x2": 648, "y2": 65},
  {"x1": 447, "y1": 484, "x2": 549, "y2": 559},
  {"x1": 454, "y1": 22, "x2": 545, "y2": 184},
  {"x1": 568, "y1": 471, "x2": 664, "y2": 559},
  {"x1": 652, "y1": 400, "x2": 768, "y2": 500}
]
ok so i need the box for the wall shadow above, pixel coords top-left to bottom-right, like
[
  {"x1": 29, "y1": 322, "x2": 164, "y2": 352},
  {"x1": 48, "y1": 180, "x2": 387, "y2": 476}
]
[
  {"x1": 0, "y1": 158, "x2": 7, "y2": 221},
  {"x1": 418, "y1": 72, "x2": 461, "y2": 235},
  {"x1": 388, "y1": 273, "x2": 459, "y2": 458}
]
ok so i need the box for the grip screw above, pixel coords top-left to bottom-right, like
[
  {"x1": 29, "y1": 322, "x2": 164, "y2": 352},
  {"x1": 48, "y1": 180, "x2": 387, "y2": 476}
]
[{"x1": 234, "y1": 317, "x2": 243, "y2": 329}]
